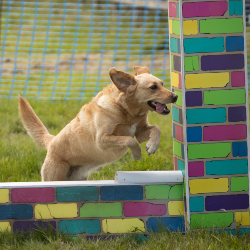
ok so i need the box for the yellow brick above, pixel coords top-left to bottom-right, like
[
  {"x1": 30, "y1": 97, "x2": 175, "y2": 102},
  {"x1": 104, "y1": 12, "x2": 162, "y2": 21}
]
[
  {"x1": 169, "y1": 19, "x2": 173, "y2": 34},
  {"x1": 185, "y1": 72, "x2": 229, "y2": 89},
  {"x1": 35, "y1": 203, "x2": 77, "y2": 219},
  {"x1": 183, "y1": 20, "x2": 198, "y2": 35},
  {"x1": 0, "y1": 222, "x2": 11, "y2": 232},
  {"x1": 168, "y1": 201, "x2": 184, "y2": 215},
  {"x1": 0, "y1": 189, "x2": 9, "y2": 203},
  {"x1": 102, "y1": 218, "x2": 145, "y2": 233},
  {"x1": 189, "y1": 178, "x2": 229, "y2": 194},
  {"x1": 235, "y1": 212, "x2": 250, "y2": 226},
  {"x1": 171, "y1": 72, "x2": 179, "y2": 88}
]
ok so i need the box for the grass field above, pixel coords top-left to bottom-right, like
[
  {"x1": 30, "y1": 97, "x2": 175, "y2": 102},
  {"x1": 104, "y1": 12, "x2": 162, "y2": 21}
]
[{"x1": 1, "y1": 97, "x2": 250, "y2": 249}]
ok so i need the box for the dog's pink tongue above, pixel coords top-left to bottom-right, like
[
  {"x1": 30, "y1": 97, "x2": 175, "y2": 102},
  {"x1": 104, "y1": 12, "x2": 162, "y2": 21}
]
[{"x1": 156, "y1": 103, "x2": 165, "y2": 114}]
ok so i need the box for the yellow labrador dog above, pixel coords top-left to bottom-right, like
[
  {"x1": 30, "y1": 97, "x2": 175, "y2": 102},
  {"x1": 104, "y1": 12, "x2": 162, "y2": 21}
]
[{"x1": 19, "y1": 66, "x2": 178, "y2": 181}]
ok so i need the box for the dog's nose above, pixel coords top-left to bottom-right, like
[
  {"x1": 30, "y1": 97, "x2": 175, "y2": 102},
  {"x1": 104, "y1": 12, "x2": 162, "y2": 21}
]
[{"x1": 172, "y1": 93, "x2": 178, "y2": 103}]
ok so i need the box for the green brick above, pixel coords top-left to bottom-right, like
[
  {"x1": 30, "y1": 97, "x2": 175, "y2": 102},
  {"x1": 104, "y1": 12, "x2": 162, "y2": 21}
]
[
  {"x1": 174, "y1": 141, "x2": 182, "y2": 158},
  {"x1": 184, "y1": 56, "x2": 199, "y2": 72},
  {"x1": 175, "y1": 90, "x2": 182, "y2": 107},
  {"x1": 145, "y1": 185, "x2": 171, "y2": 199},
  {"x1": 188, "y1": 143, "x2": 231, "y2": 160},
  {"x1": 191, "y1": 213, "x2": 234, "y2": 229},
  {"x1": 172, "y1": 20, "x2": 180, "y2": 35},
  {"x1": 231, "y1": 177, "x2": 249, "y2": 192},
  {"x1": 204, "y1": 89, "x2": 246, "y2": 105},
  {"x1": 169, "y1": 185, "x2": 183, "y2": 199},
  {"x1": 200, "y1": 18, "x2": 243, "y2": 34},
  {"x1": 80, "y1": 202, "x2": 122, "y2": 217}
]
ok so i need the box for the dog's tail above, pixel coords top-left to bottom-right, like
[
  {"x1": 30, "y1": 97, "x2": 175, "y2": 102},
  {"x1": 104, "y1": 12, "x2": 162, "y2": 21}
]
[{"x1": 19, "y1": 96, "x2": 54, "y2": 149}]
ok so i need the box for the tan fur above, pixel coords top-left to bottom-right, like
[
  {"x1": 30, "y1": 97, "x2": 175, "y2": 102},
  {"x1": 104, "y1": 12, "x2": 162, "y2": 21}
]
[{"x1": 19, "y1": 67, "x2": 177, "y2": 181}]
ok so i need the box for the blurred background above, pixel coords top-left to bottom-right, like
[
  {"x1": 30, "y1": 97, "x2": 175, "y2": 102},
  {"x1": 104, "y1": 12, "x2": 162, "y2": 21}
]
[{"x1": 0, "y1": 0, "x2": 249, "y2": 100}]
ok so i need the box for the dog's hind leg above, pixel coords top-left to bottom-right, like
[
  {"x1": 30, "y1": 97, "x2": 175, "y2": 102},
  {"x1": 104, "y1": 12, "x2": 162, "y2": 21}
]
[{"x1": 41, "y1": 156, "x2": 70, "y2": 181}]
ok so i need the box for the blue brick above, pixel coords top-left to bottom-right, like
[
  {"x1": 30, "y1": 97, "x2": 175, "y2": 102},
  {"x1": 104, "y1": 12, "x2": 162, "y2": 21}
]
[
  {"x1": 206, "y1": 159, "x2": 248, "y2": 175},
  {"x1": 187, "y1": 127, "x2": 202, "y2": 142},
  {"x1": 173, "y1": 124, "x2": 176, "y2": 138},
  {"x1": 57, "y1": 187, "x2": 99, "y2": 202},
  {"x1": 181, "y1": 144, "x2": 184, "y2": 159},
  {"x1": 147, "y1": 217, "x2": 185, "y2": 232},
  {"x1": 100, "y1": 186, "x2": 143, "y2": 201},
  {"x1": 190, "y1": 197, "x2": 204, "y2": 212},
  {"x1": 226, "y1": 36, "x2": 244, "y2": 52},
  {"x1": 0, "y1": 205, "x2": 33, "y2": 220},
  {"x1": 232, "y1": 142, "x2": 248, "y2": 157},
  {"x1": 58, "y1": 220, "x2": 100, "y2": 235}
]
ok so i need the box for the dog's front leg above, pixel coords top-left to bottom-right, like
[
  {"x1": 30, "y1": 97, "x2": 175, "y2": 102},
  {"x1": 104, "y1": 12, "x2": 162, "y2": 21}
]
[
  {"x1": 136, "y1": 125, "x2": 161, "y2": 155},
  {"x1": 97, "y1": 134, "x2": 142, "y2": 161}
]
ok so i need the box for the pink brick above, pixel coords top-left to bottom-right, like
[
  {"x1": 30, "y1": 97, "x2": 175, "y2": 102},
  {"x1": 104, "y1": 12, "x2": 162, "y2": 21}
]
[
  {"x1": 203, "y1": 124, "x2": 247, "y2": 141},
  {"x1": 188, "y1": 162, "x2": 204, "y2": 177},
  {"x1": 179, "y1": 74, "x2": 182, "y2": 89},
  {"x1": 12, "y1": 188, "x2": 54, "y2": 203},
  {"x1": 231, "y1": 71, "x2": 245, "y2": 87},
  {"x1": 169, "y1": 2, "x2": 177, "y2": 17},
  {"x1": 175, "y1": 124, "x2": 183, "y2": 142},
  {"x1": 124, "y1": 202, "x2": 166, "y2": 217},
  {"x1": 183, "y1": 1, "x2": 227, "y2": 18}
]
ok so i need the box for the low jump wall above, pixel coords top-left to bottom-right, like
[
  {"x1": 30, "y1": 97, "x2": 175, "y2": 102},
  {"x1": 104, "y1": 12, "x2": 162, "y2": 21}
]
[{"x1": 0, "y1": 171, "x2": 185, "y2": 237}]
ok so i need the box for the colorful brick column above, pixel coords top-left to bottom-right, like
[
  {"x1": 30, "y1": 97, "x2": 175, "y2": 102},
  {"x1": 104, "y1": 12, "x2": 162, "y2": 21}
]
[{"x1": 169, "y1": 0, "x2": 250, "y2": 231}]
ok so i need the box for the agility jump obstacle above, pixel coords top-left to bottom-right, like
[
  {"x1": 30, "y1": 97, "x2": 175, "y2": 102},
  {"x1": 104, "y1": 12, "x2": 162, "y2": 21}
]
[{"x1": 0, "y1": 0, "x2": 250, "y2": 237}]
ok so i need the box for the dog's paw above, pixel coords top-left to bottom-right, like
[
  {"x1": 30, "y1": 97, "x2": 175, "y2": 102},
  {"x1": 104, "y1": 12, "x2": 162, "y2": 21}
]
[
  {"x1": 146, "y1": 140, "x2": 159, "y2": 155},
  {"x1": 131, "y1": 149, "x2": 142, "y2": 161}
]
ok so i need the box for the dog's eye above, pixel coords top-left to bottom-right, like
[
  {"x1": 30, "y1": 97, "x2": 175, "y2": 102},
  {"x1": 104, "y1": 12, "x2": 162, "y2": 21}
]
[{"x1": 150, "y1": 85, "x2": 157, "y2": 90}]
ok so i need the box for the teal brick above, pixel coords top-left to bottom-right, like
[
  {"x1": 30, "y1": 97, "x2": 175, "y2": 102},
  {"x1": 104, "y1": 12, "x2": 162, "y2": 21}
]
[
  {"x1": 177, "y1": 159, "x2": 185, "y2": 177},
  {"x1": 186, "y1": 108, "x2": 226, "y2": 124},
  {"x1": 184, "y1": 37, "x2": 224, "y2": 54},
  {"x1": 56, "y1": 187, "x2": 99, "y2": 202},
  {"x1": 206, "y1": 159, "x2": 248, "y2": 175},
  {"x1": 190, "y1": 197, "x2": 204, "y2": 212},
  {"x1": 172, "y1": 106, "x2": 179, "y2": 123},
  {"x1": 58, "y1": 220, "x2": 100, "y2": 235}
]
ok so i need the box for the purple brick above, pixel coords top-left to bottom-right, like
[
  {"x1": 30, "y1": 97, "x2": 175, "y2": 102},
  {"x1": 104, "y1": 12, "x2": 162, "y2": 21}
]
[
  {"x1": 205, "y1": 194, "x2": 249, "y2": 211},
  {"x1": 13, "y1": 221, "x2": 56, "y2": 233},
  {"x1": 228, "y1": 106, "x2": 246, "y2": 122},
  {"x1": 201, "y1": 54, "x2": 244, "y2": 71},
  {"x1": 12, "y1": 188, "x2": 54, "y2": 203},
  {"x1": 124, "y1": 202, "x2": 166, "y2": 217},
  {"x1": 186, "y1": 91, "x2": 202, "y2": 107}
]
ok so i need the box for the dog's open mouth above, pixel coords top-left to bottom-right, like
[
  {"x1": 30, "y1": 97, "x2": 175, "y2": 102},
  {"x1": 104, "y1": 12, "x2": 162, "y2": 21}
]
[{"x1": 148, "y1": 101, "x2": 170, "y2": 115}]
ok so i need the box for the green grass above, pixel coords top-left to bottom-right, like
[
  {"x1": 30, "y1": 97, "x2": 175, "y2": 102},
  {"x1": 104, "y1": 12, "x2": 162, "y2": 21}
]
[{"x1": 1, "y1": 225, "x2": 250, "y2": 249}]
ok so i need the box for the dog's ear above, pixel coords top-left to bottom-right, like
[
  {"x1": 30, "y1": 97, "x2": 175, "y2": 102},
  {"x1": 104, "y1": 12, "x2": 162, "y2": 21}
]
[
  {"x1": 133, "y1": 66, "x2": 151, "y2": 76},
  {"x1": 109, "y1": 68, "x2": 137, "y2": 94}
]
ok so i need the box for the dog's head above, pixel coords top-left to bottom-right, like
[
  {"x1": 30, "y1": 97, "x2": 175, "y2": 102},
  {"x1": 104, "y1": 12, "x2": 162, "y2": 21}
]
[{"x1": 109, "y1": 67, "x2": 178, "y2": 115}]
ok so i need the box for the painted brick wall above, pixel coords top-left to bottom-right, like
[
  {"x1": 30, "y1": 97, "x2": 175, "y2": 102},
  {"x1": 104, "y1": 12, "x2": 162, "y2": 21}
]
[
  {"x1": 0, "y1": 183, "x2": 185, "y2": 236},
  {"x1": 169, "y1": 0, "x2": 250, "y2": 232}
]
